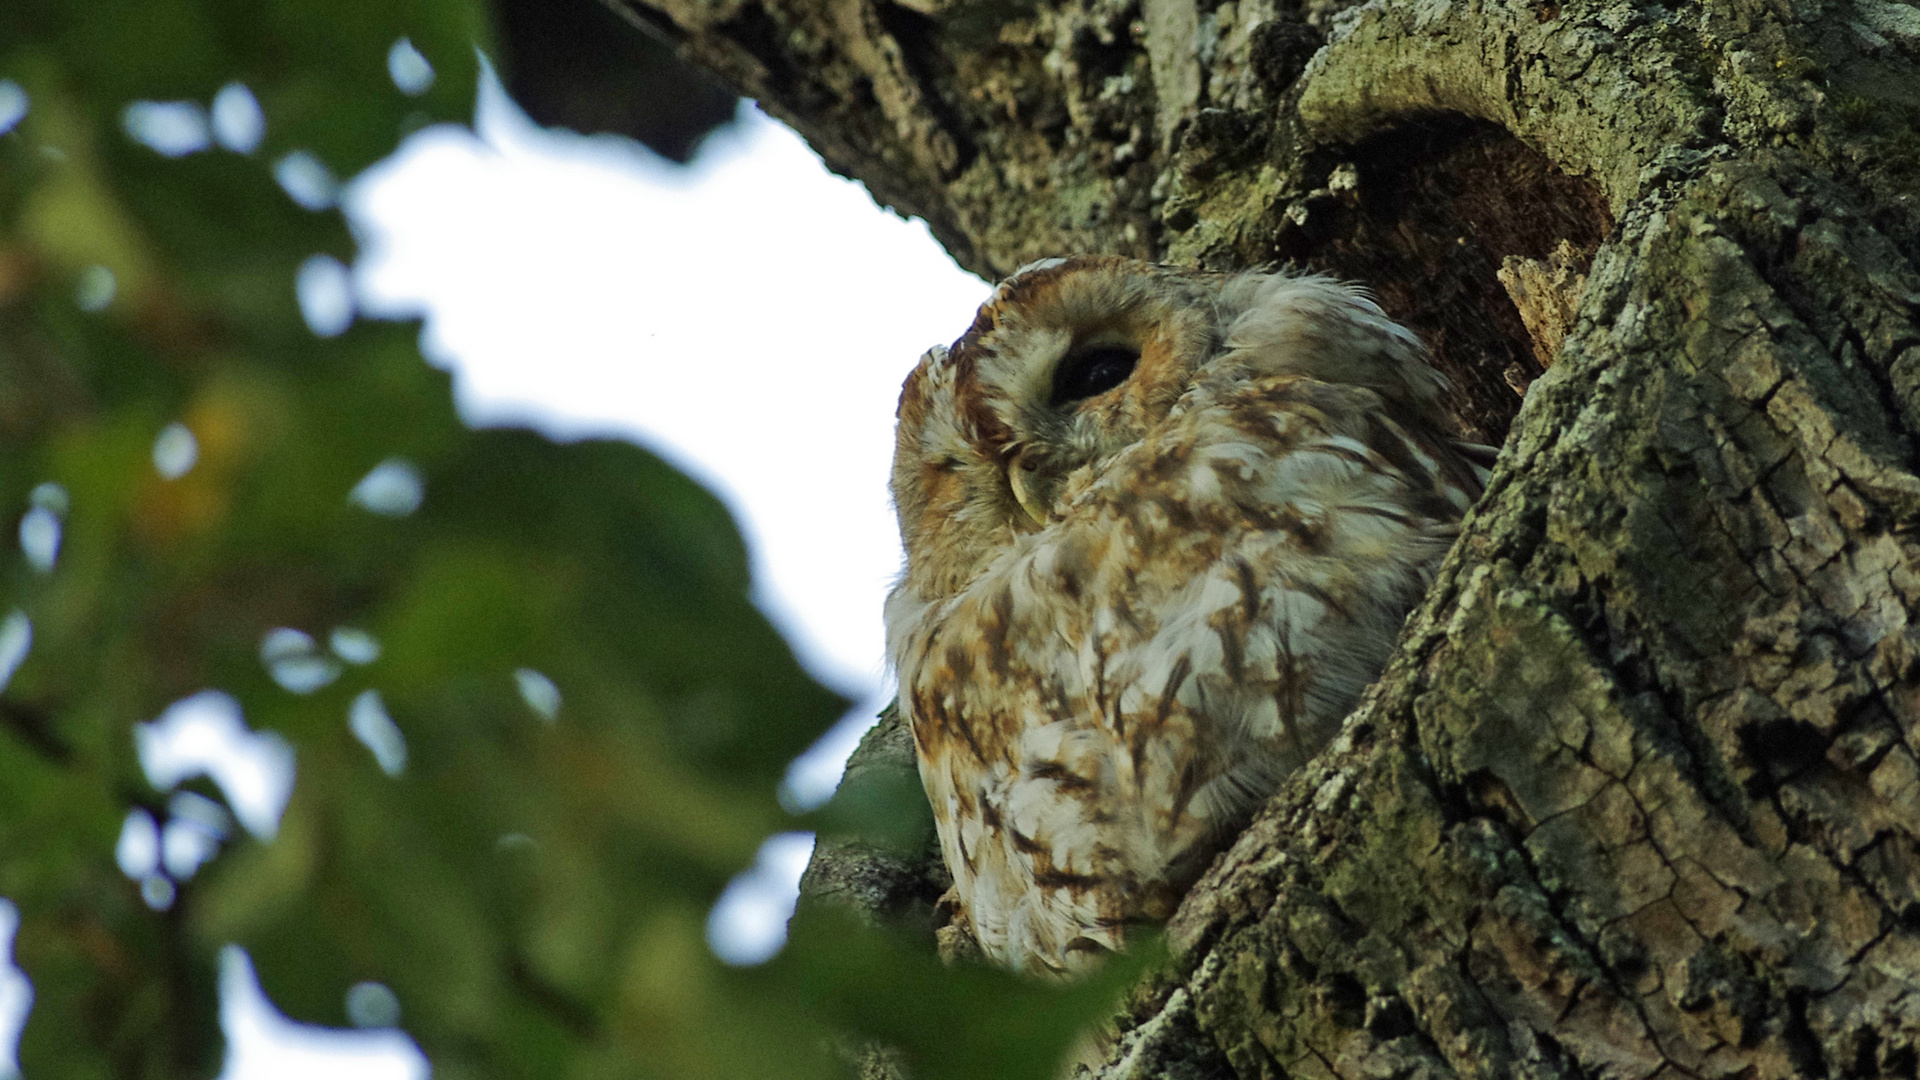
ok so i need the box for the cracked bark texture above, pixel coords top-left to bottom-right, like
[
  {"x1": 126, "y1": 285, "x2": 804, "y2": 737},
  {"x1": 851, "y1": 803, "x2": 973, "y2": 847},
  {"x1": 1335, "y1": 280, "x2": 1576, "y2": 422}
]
[{"x1": 605, "y1": 0, "x2": 1920, "y2": 1074}]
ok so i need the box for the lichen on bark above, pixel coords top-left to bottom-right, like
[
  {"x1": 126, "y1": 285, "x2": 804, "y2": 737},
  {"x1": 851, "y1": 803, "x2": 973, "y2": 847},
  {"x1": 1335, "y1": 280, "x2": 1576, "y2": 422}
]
[{"x1": 605, "y1": 0, "x2": 1920, "y2": 1072}]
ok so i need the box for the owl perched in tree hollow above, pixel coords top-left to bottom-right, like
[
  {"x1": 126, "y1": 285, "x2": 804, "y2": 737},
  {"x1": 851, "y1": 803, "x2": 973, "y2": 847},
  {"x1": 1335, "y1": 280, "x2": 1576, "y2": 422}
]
[{"x1": 886, "y1": 256, "x2": 1491, "y2": 976}]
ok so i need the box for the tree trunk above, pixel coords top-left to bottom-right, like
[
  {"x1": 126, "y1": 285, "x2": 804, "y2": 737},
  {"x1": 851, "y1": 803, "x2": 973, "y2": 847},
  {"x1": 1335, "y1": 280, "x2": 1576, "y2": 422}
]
[{"x1": 616, "y1": 0, "x2": 1920, "y2": 1074}]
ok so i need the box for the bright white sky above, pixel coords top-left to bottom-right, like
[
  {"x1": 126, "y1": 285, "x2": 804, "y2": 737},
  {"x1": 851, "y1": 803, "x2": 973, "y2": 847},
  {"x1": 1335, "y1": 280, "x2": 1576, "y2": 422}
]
[
  {"x1": 4, "y1": 64, "x2": 993, "y2": 1079},
  {"x1": 352, "y1": 76, "x2": 988, "y2": 706},
  {"x1": 350, "y1": 72, "x2": 989, "y2": 817}
]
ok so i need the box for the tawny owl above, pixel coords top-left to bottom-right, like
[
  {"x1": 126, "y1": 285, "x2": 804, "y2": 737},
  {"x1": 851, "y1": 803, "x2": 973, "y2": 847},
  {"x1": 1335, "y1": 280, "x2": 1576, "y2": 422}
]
[{"x1": 886, "y1": 256, "x2": 1490, "y2": 976}]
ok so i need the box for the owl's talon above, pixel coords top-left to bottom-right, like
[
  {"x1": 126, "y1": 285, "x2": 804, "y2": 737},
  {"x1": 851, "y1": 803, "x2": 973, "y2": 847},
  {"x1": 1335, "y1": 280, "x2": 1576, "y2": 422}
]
[{"x1": 933, "y1": 887, "x2": 981, "y2": 965}]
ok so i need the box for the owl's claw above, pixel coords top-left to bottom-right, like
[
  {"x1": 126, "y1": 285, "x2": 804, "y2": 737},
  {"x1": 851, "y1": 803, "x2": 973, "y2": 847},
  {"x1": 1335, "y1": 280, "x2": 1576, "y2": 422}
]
[{"x1": 933, "y1": 887, "x2": 982, "y2": 965}]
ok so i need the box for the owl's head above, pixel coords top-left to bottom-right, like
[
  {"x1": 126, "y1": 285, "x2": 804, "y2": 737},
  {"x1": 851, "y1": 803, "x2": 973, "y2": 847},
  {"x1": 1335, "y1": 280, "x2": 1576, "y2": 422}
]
[{"x1": 891, "y1": 255, "x2": 1447, "y2": 600}]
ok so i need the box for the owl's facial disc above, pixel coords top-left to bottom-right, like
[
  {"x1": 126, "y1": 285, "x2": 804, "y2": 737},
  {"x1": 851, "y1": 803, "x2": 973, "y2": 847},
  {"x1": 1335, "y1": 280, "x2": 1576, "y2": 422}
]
[
  {"x1": 988, "y1": 331, "x2": 1150, "y2": 527},
  {"x1": 1005, "y1": 339, "x2": 1142, "y2": 524}
]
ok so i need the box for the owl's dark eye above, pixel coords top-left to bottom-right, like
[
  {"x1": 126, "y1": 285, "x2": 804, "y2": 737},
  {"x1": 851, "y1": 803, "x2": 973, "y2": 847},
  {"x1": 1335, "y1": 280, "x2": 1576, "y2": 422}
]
[{"x1": 1050, "y1": 345, "x2": 1139, "y2": 406}]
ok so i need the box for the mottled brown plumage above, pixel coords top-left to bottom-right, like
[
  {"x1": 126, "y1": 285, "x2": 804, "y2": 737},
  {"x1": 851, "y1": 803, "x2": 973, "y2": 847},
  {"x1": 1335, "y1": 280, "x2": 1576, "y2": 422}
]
[{"x1": 887, "y1": 256, "x2": 1487, "y2": 975}]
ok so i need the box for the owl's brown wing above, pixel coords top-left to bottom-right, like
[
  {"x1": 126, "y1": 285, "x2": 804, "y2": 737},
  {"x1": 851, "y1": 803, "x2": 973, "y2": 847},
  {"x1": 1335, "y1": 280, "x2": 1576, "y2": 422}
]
[{"x1": 890, "y1": 373, "x2": 1481, "y2": 976}]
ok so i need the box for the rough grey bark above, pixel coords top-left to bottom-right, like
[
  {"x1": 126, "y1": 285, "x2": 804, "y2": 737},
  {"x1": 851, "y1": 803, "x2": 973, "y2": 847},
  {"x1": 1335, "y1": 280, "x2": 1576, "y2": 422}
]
[{"x1": 613, "y1": 0, "x2": 1920, "y2": 1075}]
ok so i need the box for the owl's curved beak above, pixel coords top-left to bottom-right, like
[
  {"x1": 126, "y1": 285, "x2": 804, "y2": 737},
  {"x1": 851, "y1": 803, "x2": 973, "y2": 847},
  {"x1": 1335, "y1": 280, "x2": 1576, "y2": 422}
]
[{"x1": 1007, "y1": 453, "x2": 1049, "y2": 527}]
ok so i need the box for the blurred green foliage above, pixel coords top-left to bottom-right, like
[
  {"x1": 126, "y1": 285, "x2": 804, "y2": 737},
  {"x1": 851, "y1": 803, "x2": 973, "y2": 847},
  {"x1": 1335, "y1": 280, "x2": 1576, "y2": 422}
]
[{"x1": 0, "y1": 1, "x2": 1130, "y2": 1078}]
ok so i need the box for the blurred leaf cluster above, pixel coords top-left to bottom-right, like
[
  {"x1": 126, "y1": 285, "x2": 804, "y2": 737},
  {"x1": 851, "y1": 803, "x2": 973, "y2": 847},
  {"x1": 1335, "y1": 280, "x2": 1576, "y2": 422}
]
[{"x1": 0, "y1": 1, "x2": 1125, "y2": 1078}]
